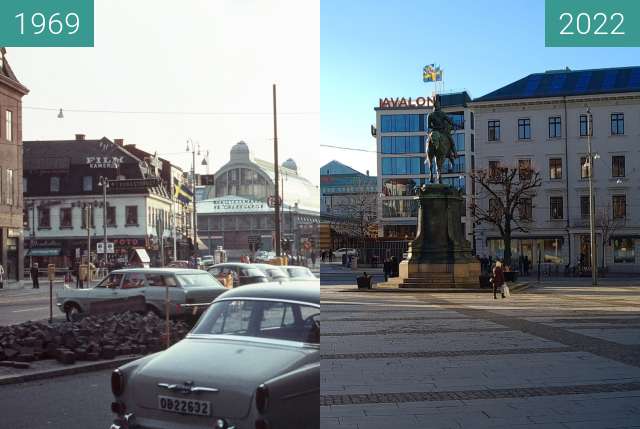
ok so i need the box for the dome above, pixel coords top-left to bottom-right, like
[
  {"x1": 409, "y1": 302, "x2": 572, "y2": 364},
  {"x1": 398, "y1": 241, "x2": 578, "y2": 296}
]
[
  {"x1": 282, "y1": 158, "x2": 298, "y2": 172},
  {"x1": 230, "y1": 140, "x2": 250, "y2": 161}
]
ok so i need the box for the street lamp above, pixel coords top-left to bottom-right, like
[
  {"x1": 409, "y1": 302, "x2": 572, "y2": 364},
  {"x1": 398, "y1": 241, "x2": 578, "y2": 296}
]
[
  {"x1": 186, "y1": 139, "x2": 206, "y2": 255},
  {"x1": 586, "y1": 107, "x2": 597, "y2": 286},
  {"x1": 98, "y1": 177, "x2": 110, "y2": 266}
]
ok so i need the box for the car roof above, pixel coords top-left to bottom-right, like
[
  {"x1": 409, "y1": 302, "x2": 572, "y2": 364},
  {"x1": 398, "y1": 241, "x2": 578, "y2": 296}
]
[
  {"x1": 282, "y1": 265, "x2": 311, "y2": 269},
  {"x1": 216, "y1": 282, "x2": 319, "y2": 305},
  {"x1": 211, "y1": 263, "x2": 256, "y2": 267},
  {"x1": 111, "y1": 268, "x2": 206, "y2": 274}
]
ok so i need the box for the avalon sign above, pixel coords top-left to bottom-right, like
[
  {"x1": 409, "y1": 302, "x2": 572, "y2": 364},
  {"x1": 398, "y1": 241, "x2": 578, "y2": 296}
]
[
  {"x1": 86, "y1": 156, "x2": 124, "y2": 169},
  {"x1": 378, "y1": 96, "x2": 434, "y2": 109}
]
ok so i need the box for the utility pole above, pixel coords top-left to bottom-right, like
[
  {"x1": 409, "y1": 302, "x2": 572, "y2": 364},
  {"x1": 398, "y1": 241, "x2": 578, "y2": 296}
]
[
  {"x1": 586, "y1": 108, "x2": 597, "y2": 286},
  {"x1": 273, "y1": 84, "x2": 281, "y2": 257},
  {"x1": 186, "y1": 139, "x2": 200, "y2": 256},
  {"x1": 86, "y1": 204, "x2": 92, "y2": 288},
  {"x1": 100, "y1": 177, "x2": 109, "y2": 266}
]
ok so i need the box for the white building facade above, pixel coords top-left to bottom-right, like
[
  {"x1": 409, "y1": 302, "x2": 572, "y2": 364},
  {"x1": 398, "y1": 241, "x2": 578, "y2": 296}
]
[{"x1": 471, "y1": 67, "x2": 640, "y2": 273}]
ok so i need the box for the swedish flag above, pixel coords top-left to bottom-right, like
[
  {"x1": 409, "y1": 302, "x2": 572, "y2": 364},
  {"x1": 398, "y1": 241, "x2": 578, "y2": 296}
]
[
  {"x1": 174, "y1": 178, "x2": 193, "y2": 204},
  {"x1": 423, "y1": 64, "x2": 443, "y2": 82}
]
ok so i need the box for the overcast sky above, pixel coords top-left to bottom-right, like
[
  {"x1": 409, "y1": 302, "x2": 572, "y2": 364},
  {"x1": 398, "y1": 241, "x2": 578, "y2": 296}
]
[{"x1": 10, "y1": 0, "x2": 319, "y2": 184}]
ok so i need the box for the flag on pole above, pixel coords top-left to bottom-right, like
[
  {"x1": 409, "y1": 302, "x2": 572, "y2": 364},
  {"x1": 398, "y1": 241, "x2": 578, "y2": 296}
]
[
  {"x1": 423, "y1": 64, "x2": 443, "y2": 82},
  {"x1": 173, "y1": 178, "x2": 194, "y2": 204}
]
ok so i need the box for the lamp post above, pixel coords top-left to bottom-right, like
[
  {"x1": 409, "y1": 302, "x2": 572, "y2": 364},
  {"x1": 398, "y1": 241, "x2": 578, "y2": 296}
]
[
  {"x1": 586, "y1": 108, "x2": 597, "y2": 286},
  {"x1": 186, "y1": 139, "x2": 206, "y2": 256},
  {"x1": 99, "y1": 177, "x2": 109, "y2": 266}
]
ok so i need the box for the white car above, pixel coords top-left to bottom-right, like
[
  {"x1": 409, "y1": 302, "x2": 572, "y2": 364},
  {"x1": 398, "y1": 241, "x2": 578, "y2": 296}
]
[
  {"x1": 281, "y1": 266, "x2": 317, "y2": 282},
  {"x1": 332, "y1": 248, "x2": 358, "y2": 259}
]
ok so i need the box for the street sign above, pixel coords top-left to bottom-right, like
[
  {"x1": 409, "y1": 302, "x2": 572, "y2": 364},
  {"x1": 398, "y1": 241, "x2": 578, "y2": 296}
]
[
  {"x1": 267, "y1": 195, "x2": 282, "y2": 208},
  {"x1": 47, "y1": 264, "x2": 56, "y2": 281},
  {"x1": 108, "y1": 177, "x2": 162, "y2": 190},
  {"x1": 96, "y1": 242, "x2": 104, "y2": 254},
  {"x1": 106, "y1": 242, "x2": 115, "y2": 254}
]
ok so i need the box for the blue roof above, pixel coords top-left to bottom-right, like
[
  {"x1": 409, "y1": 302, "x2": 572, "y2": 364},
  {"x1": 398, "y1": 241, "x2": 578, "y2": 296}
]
[
  {"x1": 475, "y1": 67, "x2": 640, "y2": 102},
  {"x1": 320, "y1": 160, "x2": 364, "y2": 176}
]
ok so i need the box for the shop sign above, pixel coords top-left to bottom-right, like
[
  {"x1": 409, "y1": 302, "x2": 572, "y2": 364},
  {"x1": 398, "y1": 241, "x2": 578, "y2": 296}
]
[
  {"x1": 8, "y1": 228, "x2": 21, "y2": 237},
  {"x1": 86, "y1": 156, "x2": 124, "y2": 169},
  {"x1": 212, "y1": 199, "x2": 266, "y2": 211},
  {"x1": 378, "y1": 96, "x2": 434, "y2": 109}
]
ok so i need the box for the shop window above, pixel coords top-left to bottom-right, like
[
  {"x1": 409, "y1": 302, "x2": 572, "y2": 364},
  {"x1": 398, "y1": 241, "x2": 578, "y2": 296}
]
[{"x1": 613, "y1": 238, "x2": 635, "y2": 263}]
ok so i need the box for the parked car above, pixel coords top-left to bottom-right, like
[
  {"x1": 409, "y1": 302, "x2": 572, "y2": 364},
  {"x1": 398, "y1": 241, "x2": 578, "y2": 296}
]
[
  {"x1": 166, "y1": 260, "x2": 190, "y2": 269},
  {"x1": 253, "y1": 263, "x2": 289, "y2": 282},
  {"x1": 332, "y1": 248, "x2": 358, "y2": 259},
  {"x1": 207, "y1": 263, "x2": 269, "y2": 288},
  {"x1": 56, "y1": 268, "x2": 226, "y2": 320},
  {"x1": 282, "y1": 266, "x2": 317, "y2": 281},
  {"x1": 109, "y1": 282, "x2": 320, "y2": 429}
]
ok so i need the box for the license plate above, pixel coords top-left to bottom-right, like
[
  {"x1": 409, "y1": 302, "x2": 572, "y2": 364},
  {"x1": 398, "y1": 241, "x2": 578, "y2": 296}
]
[{"x1": 158, "y1": 395, "x2": 211, "y2": 416}]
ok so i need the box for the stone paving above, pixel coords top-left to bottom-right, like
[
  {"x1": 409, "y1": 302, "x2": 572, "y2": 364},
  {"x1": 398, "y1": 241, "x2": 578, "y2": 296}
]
[{"x1": 320, "y1": 283, "x2": 640, "y2": 429}]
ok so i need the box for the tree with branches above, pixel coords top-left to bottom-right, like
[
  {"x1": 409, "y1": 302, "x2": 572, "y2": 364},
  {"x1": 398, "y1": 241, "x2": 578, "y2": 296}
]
[
  {"x1": 595, "y1": 203, "x2": 624, "y2": 270},
  {"x1": 470, "y1": 165, "x2": 542, "y2": 267}
]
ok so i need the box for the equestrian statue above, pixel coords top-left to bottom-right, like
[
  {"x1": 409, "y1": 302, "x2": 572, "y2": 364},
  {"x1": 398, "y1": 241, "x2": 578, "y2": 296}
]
[{"x1": 426, "y1": 95, "x2": 457, "y2": 184}]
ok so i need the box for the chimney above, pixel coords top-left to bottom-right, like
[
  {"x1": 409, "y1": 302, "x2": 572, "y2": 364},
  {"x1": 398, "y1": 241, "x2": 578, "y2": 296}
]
[
  {"x1": 114, "y1": 139, "x2": 124, "y2": 146},
  {"x1": 75, "y1": 134, "x2": 86, "y2": 141}
]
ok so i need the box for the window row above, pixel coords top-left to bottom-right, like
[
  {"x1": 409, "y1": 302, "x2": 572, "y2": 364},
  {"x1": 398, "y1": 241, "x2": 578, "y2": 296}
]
[
  {"x1": 489, "y1": 155, "x2": 629, "y2": 181},
  {"x1": 487, "y1": 113, "x2": 626, "y2": 142},
  {"x1": 380, "y1": 114, "x2": 429, "y2": 133},
  {"x1": 382, "y1": 156, "x2": 465, "y2": 175},
  {"x1": 382, "y1": 177, "x2": 465, "y2": 196},
  {"x1": 26, "y1": 205, "x2": 140, "y2": 229}
]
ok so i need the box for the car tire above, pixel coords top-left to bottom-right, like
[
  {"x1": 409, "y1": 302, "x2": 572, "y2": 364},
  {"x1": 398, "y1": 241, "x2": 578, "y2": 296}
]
[
  {"x1": 146, "y1": 304, "x2": 163, "y2": 318},
  {"x1": 64, "y1": 302, "x2": 82, "y2": 321}
]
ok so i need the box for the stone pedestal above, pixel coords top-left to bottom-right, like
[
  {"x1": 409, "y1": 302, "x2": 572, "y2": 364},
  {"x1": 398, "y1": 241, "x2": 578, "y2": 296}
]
[{"x1": 399, "y1": 185, "x2": 480, "y2": 288}]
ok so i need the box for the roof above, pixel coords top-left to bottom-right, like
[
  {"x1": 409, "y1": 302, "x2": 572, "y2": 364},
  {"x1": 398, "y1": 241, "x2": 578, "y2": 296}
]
[
  {"x1": 24, "y1": 138, "x2": 141, "y2": 167},
  {"x1": 474, "y1": 66, "x2": 640, "y2": 102},
  {"x1": 0, "y1": 48, "x2": 29, "y2": 95},
  {"x1": 321, "y1": 160, "x2": 364, "y2": 176},
  {"x1": 215, "y1": 283, "x2": 320, "y2": 306}
]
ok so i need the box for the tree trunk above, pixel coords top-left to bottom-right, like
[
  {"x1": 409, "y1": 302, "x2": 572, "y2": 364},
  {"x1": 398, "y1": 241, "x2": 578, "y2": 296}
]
[{"x1": 503, "y1": 233, "x2": 512, "y2": 268}]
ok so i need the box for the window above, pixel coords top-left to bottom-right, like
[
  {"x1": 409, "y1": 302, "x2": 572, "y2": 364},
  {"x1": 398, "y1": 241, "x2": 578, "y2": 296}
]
[
  {"x1": 146, "y1": 274, "x2": 178, "y2": 287},
  {"x1": 5, "y1": 110, "x2": 12, "y2": 142},
  {"x1": 613, "y1": 238, "x2": 635, "y2": 264},
  {"x1": 550, "y1": 196, "x2": 563, "y2": 220},
  {"x1": 470, "y1": 112, "x2": 474, "y2": 130},
  {"x1": 106, "y1": 206, "x2": 116, "y2": 226},
  {"x1": 470, "y1": 134, "x2": 475, "y2": 152},
  {"x1": 380, "y1": 114, "x2": 428, "y2": 132},
  {"x1": 381, "y1": 136, "x2": 424, "y2": 154},
  {"x1": 60, "y1": 208, "x2": 72, "y2": 228},
  {"x1": 97, "y1": 273, "x2": 123, "y2": 289},
  {"x1": 580, "y1": 156, "x2": 590, "y2": 179},
  {"x1": 381, "y1": 157, "x2": 423, "y2": 175},
  {"x1": 443, "y1": 154, "x2": 465, "y2": 174},
  {"x1": 448, "y1": 112, "x2": 464, "y2": 130},
  {"x1": 5, "y1": 169, "x2": 13, "y2": 205},
  {"x1": 488, "y1": 160, "x2": 501, "y2": 178},
  {"x1": 580, "y1": 196, "x2": 590, "y2": 219},
  {"x1": 126, "y1": 206, "x2": 138, "y2": 225},
  {"x1": 82, "y1": 176, "x2": 93, "y2": 192},
  {"x1": 579, "y1": 114, "x2": 593, "y2": 137},
  {"x1": 548, "y1": 116, "x2": 561, "y2": 138},
  {"x1": 23, "y1": 177, "x2": 27, "y2": 193},
  {"x1": 81, "y1": 206, "x2": 95, "y2": 229},
  {"x1": 518, "y1": 198, "x2": 532, "y2": 220},
  {"x1": 453, "y1": 133, "x2": 465, "y2": 152},
  {"x1": 489, "y1": 198, "x2": 502, "y2": 218},
  {"x1": 382, "y1": 199, "x2": 418, "y2": 218},
  {"x1": 488, "y1": 120, "x2": 500, "y2": 141},
  {"x1": 611, "y1": 113, "x2": 624, "y2": 135},
  {"x1": 518, "y1": 118, "x2": 531, "y2": 140},
  {"x1": 50, "y1": 177, "x2": 61, "y2": 193},
  {"x1": 613, "y1": 195, "x2": 626, "y2": 219},
  {"x1": 382, "y1": 178, "x2": 421, "y2": 196},
  {"x1": 122, "y1": 273, "x2": 146, "y2": 289},
  {"x1": 518, "y1": 159, "x2": 531, "y2": 180},
  {"x1": 549, "y1": 158, "x2": 562, "y2": 179},
  {"x1": 38, "y1": 207, "x2": 51, "y2": 228},
  {"x1": 612, "y1": 156, "x2": 625, "y2": 177}
]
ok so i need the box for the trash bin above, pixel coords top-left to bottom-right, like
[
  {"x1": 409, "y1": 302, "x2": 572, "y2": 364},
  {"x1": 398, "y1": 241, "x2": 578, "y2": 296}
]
[{"x1": 357, "y1": 275, "x2": 372, "y2": 289}]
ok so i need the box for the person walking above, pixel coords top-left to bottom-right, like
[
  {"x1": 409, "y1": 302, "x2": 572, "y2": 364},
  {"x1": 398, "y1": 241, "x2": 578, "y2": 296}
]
[
  {"x1": 30, "y1": 263, "x2": 40, "y2": 289},
  {"x1": 0, "y1": 263, "x2": 4, "y2": 289},
  {"x1": 311, "y1": 251, "x2": 317, "y2": 268},
  {"x1": 383, "y1": 258, "x2": 390, "y2": 282},
  {"x1": 491, "y1": 260, "x2": 505, "y2": 299},
  {"x1": 524, "y1": 256, "x2": 530, "y2": 276}
]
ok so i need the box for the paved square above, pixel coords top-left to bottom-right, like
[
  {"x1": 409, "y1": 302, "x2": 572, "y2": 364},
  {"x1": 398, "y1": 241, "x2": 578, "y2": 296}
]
[{"x1": 321, "y1": 282, "x2": 640, "y2": 429}]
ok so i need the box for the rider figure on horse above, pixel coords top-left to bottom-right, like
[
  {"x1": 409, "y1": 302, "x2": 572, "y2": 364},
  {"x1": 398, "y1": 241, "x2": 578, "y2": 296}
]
[{"x1": 426, "y1": 95, "x2": 457, "y2": 184}]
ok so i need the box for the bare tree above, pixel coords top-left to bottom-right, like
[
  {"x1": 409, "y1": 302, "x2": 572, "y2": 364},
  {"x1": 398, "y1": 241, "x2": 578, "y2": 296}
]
[
  {"x1": 469, "y1": 166, "x2": 542, "y2": 267},
  {"x1": 596, "y1": 204, "x2": 624, "y2": 270},
  {"x1": 333, "y1": 176, "x2": 378, "y2": 240}
]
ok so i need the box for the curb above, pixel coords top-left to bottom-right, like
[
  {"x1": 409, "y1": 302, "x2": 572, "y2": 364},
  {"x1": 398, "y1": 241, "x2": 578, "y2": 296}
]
[
  {"x1": 0, "y1": 354, "x2": 142, "y2": 386},
  {"x1": 338, "y1": 282, "x2": 530, "y2": 294}
]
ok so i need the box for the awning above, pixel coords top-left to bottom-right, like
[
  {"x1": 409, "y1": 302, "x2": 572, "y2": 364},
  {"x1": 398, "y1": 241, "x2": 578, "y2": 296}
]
[
  {"x1": 25, "y1": 248, "x2": 62, "y2": 257},
  {"x1": 196, "y1": 237, "x2": 209, "y2": 251},
  {"x1": 133, "y1": 248, "x2": 151, "y2": 264}
]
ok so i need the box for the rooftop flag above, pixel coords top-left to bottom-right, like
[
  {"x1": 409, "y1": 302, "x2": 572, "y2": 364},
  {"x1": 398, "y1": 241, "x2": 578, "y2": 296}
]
[
  {"x1": 423, "y1": 64, "x2": 443, "y2": 82},
  {"x1": 174, "y1": 178, "x2": 194, "y2": 204}
]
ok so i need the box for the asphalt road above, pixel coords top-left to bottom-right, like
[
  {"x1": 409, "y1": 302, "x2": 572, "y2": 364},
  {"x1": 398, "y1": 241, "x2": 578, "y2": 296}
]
[
  {"x1": 0, "y1": 281, "x2": 68, "y2": 326},
  {"x1": 0, "y1": 369, "x2": 114, "y2": 428}
]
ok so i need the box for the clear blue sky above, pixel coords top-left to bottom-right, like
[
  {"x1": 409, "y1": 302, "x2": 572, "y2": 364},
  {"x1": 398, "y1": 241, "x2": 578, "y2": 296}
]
[{"x1": 320, "y1": 0, "x2": 640, "y2": 176}]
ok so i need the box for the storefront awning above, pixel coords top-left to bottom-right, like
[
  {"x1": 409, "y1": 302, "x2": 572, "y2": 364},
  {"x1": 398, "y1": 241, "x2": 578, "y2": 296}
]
[
  {"x1": 25, "y1": 248, "x2": 62, "y2": 257},
  {"x1": 196, "y1": 237, "x2": 209, "y2": 251}
]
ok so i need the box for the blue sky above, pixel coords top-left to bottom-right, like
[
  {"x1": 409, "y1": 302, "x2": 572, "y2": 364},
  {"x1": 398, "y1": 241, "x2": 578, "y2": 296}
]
[{"x1": 320, "y1": 0, "x2": 640, "y2": 175}]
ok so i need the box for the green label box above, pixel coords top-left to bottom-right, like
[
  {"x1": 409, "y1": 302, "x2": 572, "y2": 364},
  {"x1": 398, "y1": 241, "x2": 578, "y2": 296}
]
[
  {"x1": 0, "y1": 0, "x2": 94, "y2": 47},
  {"x1": 546, "y1": 0, "x2": 640, "y2": 47}
]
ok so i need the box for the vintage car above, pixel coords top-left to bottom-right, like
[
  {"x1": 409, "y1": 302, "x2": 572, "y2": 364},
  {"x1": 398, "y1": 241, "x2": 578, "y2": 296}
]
[
  {"x1": 110, "y1": 281, "x2": 320, "y2": 429},
  {"x1": 253, "y1": 263, "x2": 289, "y2": 282},
  {"x1": 56, "y1": 268, "x2": 227, "y2": 320},
  {"x1": 281, "y1": 266, "x2": 317, "y2": 282},
  {"x1": 207, "y1": 263, "x2": 269, "y2": 287}
]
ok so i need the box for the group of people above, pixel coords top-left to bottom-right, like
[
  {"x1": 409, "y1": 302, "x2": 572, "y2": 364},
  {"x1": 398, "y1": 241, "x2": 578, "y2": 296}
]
[
  {"x1": 320, "y1": 250, "x2": 334, "y2": 263},
  {"x1": 382, "y1": 256, "x2": 400, "y2": 282}
]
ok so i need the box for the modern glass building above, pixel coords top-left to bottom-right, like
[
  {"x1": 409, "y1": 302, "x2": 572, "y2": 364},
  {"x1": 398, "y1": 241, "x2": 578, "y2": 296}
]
[{"x1": 374, "y1": 92, "x2": 475, "y2": 242}]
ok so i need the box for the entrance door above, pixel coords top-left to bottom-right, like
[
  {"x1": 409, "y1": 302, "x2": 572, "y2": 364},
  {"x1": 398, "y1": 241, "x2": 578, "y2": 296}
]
[
  {"x1": 6, "y1": 238, "x2": 18, "y2": 281},
  {"x1": 579, "y1": 235, "x2": 591, "y2": 269}
]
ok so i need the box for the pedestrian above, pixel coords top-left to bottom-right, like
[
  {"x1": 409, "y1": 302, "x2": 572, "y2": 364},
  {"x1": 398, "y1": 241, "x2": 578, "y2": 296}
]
[
  {"x1": 311, "y1": 251, "x2": 317, "y2": 267},
  {"x1": 225, "y1": 272, "x2": 234, "y2": 289},
  {"x1": 524, "y1": 256, "x2": 530, "y2": 276},
  {"x1": 383, "y1": 257, "x2": 390, "y2": 282},
  {"x1": 518, "y1": 255, "x2": 525, "y2": 275},
  {"x1": 0, "y1": 263, "x2": 4, "y2": 289},
  {"x1": 491, "y1": 260, "x2": 506, "y2": 299},
  {"x1": 31, "y1": 263, "x2": 40, "y2": 289}
]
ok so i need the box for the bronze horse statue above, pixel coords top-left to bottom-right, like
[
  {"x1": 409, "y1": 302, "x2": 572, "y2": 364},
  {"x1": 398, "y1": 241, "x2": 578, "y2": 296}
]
[{"x1": 426, "y1": 96, "x2": 457, "y2": 184}]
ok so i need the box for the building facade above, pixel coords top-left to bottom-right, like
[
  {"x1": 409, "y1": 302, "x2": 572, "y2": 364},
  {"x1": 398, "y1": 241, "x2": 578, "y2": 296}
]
[
  {"x1": 23, "y1": 136, "x2": 174, "y2": 268},
  {"x1": 374, "y1": 92, "x2": 475, "y2": 242},
  {"x1": 0, "y1": 48, "x2": 29, "y2": 282},
  {"x1": 320, "y1": 160, "x2": 378, "y2": 247},
  {"x1": 471, "y1": 66, "x2": 640, "y2": 273},
  {"x1": 197, "y1": 141, "x2": 320, "y2": 259}
]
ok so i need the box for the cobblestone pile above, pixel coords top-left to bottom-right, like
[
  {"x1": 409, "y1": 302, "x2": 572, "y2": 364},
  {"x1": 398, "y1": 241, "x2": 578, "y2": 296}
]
[{"x1": 0, "y1": 312, "x2": 190, "y2": 368}]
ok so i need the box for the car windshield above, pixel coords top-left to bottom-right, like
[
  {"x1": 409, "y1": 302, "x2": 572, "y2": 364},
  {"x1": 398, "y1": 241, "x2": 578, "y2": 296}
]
[
  {"x1": 177, "y1": 273, "x2": 223, "y2": 288},
  {"x1": 192, "y1": 299, "x2": 320, "y2": 344},
  {"x1": 287, "y1": 267, "x2": 315, "y2": 278},
  {"x1": 242, "y1": 268, "x2": 266, "y2": 277}
]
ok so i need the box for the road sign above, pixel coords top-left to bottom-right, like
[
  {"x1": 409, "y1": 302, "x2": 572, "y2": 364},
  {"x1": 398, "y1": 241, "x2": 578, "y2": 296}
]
[
  {"x1": 96, "y1": 242, "x2": 104, "y2": 254},
  {"x1": 267, "y1": 195, "x2": 282, "y2": 208},
  {"x1": 106, "y1": 242, "x2": 115, "y2": 254}
]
